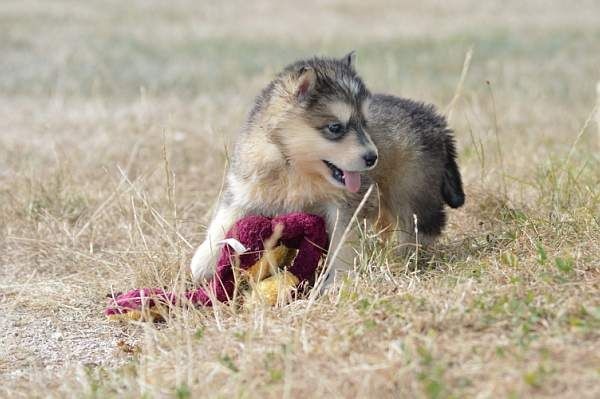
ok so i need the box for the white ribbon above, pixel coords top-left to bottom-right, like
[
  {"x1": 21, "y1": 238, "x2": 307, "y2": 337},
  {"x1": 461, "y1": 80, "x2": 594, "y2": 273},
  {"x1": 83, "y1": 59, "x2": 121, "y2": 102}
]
[{"x1": 216, "y1": 238, "x2": 248, "y2": 254}]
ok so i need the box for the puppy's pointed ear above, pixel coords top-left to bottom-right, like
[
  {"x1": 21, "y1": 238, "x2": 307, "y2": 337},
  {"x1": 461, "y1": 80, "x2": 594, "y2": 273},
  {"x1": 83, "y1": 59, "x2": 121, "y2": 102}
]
[
  {"x1": 341, "y1": 51, "x2": 356, "y2": 67},
  {"x1": 295, "y1": 66, "x2": 316, "y2": 103}
]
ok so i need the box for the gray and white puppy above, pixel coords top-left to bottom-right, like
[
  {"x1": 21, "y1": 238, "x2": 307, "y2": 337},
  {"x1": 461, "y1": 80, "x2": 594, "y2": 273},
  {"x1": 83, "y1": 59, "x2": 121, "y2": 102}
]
[{"x1": 190, "y1": 53, "x2": 464, "y2": 284}]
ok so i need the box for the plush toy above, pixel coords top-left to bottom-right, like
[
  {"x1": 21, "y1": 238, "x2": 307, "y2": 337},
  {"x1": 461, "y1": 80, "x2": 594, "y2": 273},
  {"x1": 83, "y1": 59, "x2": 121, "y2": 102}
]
[{"x1": 105, "y1": 212, "x2": 328, "y2": 321}]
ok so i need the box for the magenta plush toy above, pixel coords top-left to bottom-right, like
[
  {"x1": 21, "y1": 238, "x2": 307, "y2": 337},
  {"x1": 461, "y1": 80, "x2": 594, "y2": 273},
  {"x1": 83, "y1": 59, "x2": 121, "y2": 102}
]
[{"x1": 105, "y1": 212, "x2": 328, "y2": 320}]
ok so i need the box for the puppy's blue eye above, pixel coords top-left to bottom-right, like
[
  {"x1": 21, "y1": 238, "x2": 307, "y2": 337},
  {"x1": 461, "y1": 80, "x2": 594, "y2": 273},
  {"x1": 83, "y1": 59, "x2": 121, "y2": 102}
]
[{"x1": 327, "y1": 123, "x2": 342, "y2": 134}]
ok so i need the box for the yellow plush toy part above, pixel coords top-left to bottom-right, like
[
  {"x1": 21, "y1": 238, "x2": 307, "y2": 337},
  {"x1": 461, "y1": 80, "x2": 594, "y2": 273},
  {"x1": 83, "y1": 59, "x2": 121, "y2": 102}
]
[
  {"x1": 243, "y1": 245, "x2": 301, "y2": 306},
  {"x1": 248, "y1": 271, "x2": 300, "y2": 306}
]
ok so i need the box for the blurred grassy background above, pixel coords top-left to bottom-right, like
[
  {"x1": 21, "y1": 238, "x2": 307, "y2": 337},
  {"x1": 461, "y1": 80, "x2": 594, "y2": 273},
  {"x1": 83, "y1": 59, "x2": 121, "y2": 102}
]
[{"x1": 1, "y1": 1, "x2": 599, "y2": 397}]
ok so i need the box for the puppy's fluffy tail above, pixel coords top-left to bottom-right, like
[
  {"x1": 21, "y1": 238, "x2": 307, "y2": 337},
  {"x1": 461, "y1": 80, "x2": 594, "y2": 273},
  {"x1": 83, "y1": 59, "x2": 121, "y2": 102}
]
[{"x1": 441, "y1": 133, "x2": 465, "y2": 208}]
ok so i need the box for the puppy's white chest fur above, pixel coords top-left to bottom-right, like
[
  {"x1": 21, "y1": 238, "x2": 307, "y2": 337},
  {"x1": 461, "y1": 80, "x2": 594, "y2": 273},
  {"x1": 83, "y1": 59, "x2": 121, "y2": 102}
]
[{"x1": 227, "y1": 169, "x2": 344, "y2": 215}]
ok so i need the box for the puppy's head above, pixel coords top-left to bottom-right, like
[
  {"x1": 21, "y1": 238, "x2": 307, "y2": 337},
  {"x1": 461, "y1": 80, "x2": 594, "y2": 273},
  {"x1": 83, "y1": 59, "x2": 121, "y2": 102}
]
[{"x1": 264, "y1": 53, "x2": 378, "y2": 193}]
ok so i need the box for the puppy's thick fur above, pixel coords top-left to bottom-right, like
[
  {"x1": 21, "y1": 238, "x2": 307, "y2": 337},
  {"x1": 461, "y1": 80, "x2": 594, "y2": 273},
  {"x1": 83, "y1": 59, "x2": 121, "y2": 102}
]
[{"x1": 191, "y1": 54, "x2": 464, "y2": 285}]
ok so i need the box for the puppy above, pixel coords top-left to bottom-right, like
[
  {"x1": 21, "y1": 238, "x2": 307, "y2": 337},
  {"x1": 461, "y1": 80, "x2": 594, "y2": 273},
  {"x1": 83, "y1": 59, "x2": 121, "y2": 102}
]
[{"x1": 190, "y1": 53, "x2": 464, "y2": 285}]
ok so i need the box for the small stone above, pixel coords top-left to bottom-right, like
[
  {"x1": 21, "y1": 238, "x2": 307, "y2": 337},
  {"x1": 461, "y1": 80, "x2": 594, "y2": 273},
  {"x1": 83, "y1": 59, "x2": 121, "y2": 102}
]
[{"x1": 51, "y1": 331, "x2": 63, "y2": 341}]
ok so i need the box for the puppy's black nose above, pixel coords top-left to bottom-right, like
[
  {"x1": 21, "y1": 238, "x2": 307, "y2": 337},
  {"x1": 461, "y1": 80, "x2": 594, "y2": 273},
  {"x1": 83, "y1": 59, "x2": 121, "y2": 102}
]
[{"x1": 363, "y1": 152, "x2": 378, "y2": 167}]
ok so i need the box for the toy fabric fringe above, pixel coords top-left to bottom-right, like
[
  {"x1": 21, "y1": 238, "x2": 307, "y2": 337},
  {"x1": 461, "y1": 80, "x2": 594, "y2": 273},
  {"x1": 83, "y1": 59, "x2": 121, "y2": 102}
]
[{"x1": 105, "y1": 213, "x2": 328, "y2": 320}]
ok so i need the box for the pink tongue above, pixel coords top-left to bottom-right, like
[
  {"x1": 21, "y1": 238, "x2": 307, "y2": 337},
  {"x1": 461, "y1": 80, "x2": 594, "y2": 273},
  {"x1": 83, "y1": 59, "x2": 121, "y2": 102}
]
[{"x1": 343, "y1": 170, "x2": 361, "y2": 193}]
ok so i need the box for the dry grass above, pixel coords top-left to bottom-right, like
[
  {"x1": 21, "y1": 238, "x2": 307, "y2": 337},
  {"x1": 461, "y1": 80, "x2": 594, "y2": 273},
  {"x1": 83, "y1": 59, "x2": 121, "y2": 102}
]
[{"x1": 1, "y1": 1, "x2": 599, "y2": 397}]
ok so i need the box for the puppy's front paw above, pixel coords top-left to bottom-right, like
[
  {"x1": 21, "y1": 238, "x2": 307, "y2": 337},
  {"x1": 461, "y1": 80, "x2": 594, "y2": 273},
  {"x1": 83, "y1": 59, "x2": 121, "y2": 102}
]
[{"x1": 190, "y1": 242, "x2": 217, "y2": 281}]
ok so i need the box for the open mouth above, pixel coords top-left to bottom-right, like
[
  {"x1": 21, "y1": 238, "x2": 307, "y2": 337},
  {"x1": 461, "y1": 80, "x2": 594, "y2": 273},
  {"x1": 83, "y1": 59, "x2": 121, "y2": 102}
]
[{"x1": 322, "y1": 160, "x2": 361, "y2": 193}]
